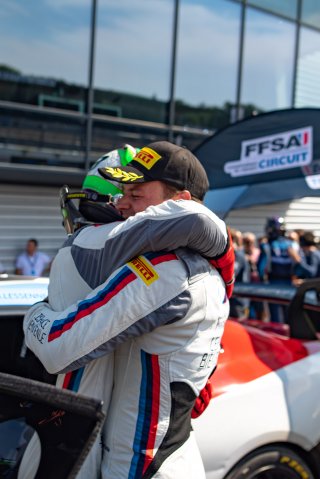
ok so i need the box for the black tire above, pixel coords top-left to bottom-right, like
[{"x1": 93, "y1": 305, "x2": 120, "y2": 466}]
[{"x1": 224, "y1": 446, "x2": 315, "y2": 479}]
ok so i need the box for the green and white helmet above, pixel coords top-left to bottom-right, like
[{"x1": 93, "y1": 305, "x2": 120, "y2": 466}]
[
  {"x1": 82, "y1": 144, "x2": 138, "y2": 197},
  {"x1": 77, "y1": 144, "x2": 139, "y2": 224},
  {"x1": 60, "y1": 145, "x2": 139, "y2": 233}
]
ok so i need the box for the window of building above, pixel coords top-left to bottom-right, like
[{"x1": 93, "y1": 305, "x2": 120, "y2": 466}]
[
  {"x1": 247, "y1": 0, "x2": 298, "y2": 20},
  {"x1": 241, "y1": 7, "x2": 295, "y2": 113},
  {"x1": 94, "y1": 0, "x2": 174, "y2": 124},
  {"x1": 0, "y1": 0, "x2": 91, "y2": 106},
  {"x1": 295, "y1": 27, "x2": 320, "y2": 107},
  {"x1": 301, "y1": 0, "x2": 320, "y2": 29},
  {"x1": 175, "y1": 0, "x2": 241, "y2": 131}
]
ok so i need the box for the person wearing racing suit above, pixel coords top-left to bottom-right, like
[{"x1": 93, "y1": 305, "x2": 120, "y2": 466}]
[{"x1": 24, "y1": 141, "x2": 232, "y2": 478}]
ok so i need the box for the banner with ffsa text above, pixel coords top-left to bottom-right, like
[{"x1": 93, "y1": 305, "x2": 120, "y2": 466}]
[{"x1": 194, "y1": 108, "x2": 320, "y2": 190}]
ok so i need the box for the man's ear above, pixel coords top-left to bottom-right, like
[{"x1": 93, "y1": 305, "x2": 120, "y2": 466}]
[{"x1": 174, "y1": 190, "x2": 191, "y2": 200}]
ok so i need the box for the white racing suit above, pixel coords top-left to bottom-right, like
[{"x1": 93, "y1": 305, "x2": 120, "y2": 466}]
[{"x1": 24, "y1": 199, "x2": 229, "y2": 478}]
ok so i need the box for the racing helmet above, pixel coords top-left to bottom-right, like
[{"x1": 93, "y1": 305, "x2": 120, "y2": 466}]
[
  {"x1": 265, "y1": 216, "x2": 286, "y2": 240},
  {"x1": 79, "y1": 144, "x2": 139, "y2": 223},
  {"x1": 60, "y1": 145, "x2": 139, "y2": 234},
  {"x1": 82, "y1": 144, "x2": 137, "y2": 198}
]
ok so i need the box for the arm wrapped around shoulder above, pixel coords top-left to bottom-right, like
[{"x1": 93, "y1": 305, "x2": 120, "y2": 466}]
[{"x1": 209, "y1": 227, "x2": 235, "y2": 299}]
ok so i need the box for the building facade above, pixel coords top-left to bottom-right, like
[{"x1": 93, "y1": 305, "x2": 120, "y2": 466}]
[{"x1": 1, "y1": 0, "x2": 320, "y2": 271}]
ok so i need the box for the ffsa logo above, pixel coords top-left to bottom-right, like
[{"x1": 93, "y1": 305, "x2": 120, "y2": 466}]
[
  {"x1": 224, "y1": 126, "x2": 313, "y2": 178},
  {"x1": 244, "y1": 129, "x2": 310, "y2": 157}
]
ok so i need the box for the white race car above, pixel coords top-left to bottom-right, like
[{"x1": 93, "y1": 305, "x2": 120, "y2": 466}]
[{"x1": 194, "y1": 279, "x2": 320, "y2": 479}]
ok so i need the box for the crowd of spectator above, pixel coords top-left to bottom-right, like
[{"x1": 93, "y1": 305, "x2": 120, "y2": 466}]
[{"x1": 229, "y1": 217, "x2": 320, "y2": 323}]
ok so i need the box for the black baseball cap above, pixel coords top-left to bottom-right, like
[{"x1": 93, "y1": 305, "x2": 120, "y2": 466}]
[{"x1": 98, "y1": 141, "x2": 209, "y2": 201}]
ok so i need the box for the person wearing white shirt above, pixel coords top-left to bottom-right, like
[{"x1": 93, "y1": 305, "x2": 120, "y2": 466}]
[{"x1": 15, "y1": 238, "x2": 51, "y2": 276}]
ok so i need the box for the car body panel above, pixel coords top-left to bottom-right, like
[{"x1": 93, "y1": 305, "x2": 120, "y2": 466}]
[
  {"x1": 209, "y1": 320, "x2": 311, "y2": 397},
  {"x1": 193, "y1": 279, "x2": 320, "y2": 478},
  {"x1": 194, "y1": 349, "x2": 320, "y2": 478},
  {"x1": 0, "y1": 274, "x2": 49, "y2": 314}
]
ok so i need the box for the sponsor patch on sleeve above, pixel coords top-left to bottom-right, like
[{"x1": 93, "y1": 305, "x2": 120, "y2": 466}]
[{"x1": 128, "y1": 256, "x2": 159, "y2": 285}]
